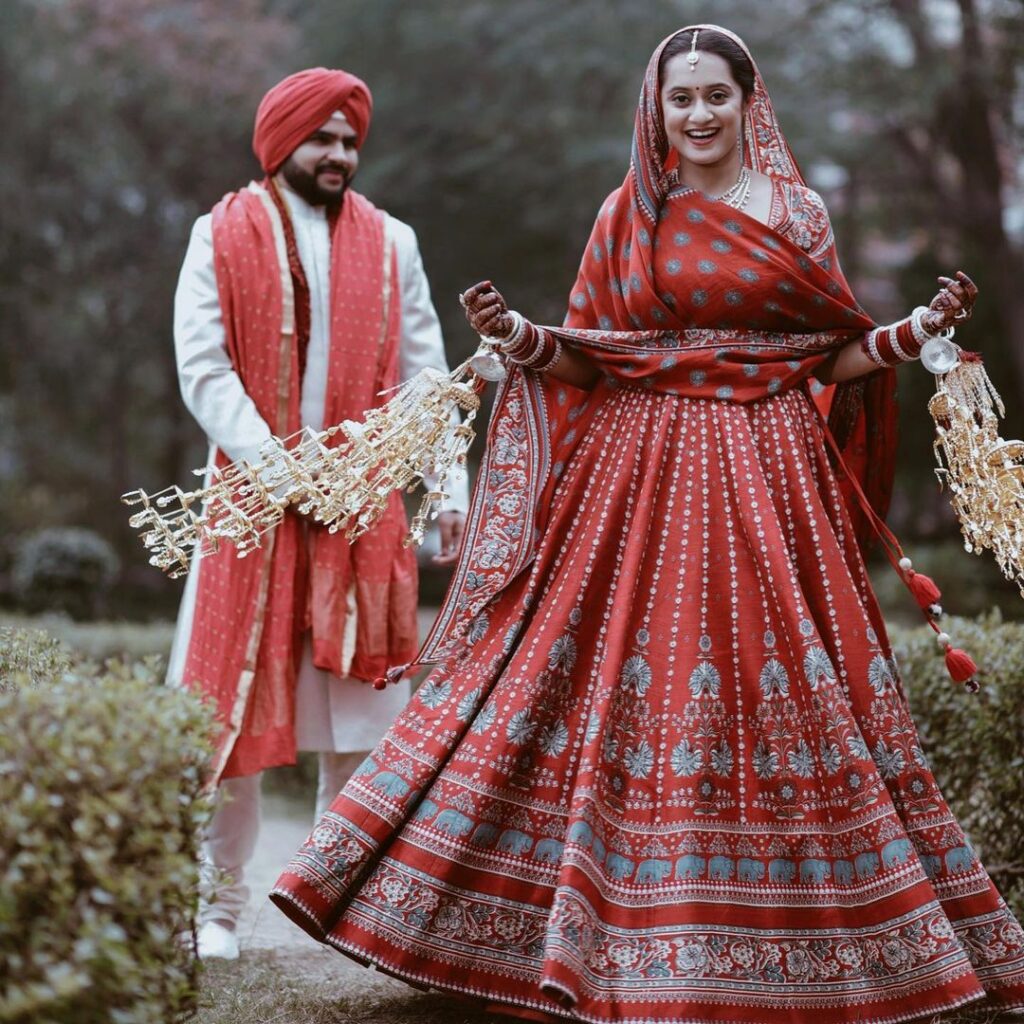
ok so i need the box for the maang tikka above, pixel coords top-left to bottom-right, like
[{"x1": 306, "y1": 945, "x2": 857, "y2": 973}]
[{"x1": 687, "y1": 29, "x2": 700, "y2": 70}]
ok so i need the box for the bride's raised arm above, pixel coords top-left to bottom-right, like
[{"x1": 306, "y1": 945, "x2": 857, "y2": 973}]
[
  {"x1": 817, "y1": 270, "x2": 978, "y2": 383},
  {"x1": 460, "y1": 279, "x2": 601, "y2": 390}
]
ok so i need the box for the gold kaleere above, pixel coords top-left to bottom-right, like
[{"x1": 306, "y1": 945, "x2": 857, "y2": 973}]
[
  {"x1": 928, "y1": 352, "x2": 1024, "y2": 596},
  {"x1": 123, "y1": 343, "x2": 505, "y2": 578}
]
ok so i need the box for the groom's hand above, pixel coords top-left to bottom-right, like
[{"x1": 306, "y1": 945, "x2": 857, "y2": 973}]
[{"x1": 432, "y1": 510, "x2": 466, "y2": 566}]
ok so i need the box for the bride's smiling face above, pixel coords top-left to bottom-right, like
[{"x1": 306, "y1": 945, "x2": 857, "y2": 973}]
[{"x1": 660, "y1": 51, "x2": 748, "y2": 170}]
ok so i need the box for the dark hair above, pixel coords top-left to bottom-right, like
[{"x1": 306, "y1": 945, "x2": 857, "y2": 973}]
[{"x1": 658, "y1": 28, "x2": 756, "y2": 100}]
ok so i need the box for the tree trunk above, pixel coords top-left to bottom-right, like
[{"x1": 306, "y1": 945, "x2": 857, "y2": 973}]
[{"x1": 952, "y1": 0, "x2": 1024, "y2": 404}]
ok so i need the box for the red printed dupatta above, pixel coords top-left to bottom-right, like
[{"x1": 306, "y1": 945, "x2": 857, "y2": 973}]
[{"x1": 411, "y1": 25, "x2": 896, "y2": 674}]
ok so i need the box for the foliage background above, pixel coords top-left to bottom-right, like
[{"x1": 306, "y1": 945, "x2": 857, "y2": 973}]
[{"x1": 1, "y1": 0, "x2": 1023, "y2": 618}]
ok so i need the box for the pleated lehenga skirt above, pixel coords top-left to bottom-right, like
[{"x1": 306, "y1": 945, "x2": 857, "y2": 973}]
[{"x1": 272, "y1": 383, "x2": 1024, "y2": 1024}]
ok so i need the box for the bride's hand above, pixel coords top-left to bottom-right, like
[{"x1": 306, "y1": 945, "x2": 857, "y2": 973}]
[
  {"x1": 922, "y1": 270, "x2": 978, "y2": 333},
  {"x1": 460, "y1": 280, "x2": 515, "y2": 339}
]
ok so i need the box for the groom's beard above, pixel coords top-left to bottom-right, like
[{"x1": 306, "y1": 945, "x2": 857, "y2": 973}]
[{"x1": 279, "y1": 157, "x2": 353, "y2": 210}]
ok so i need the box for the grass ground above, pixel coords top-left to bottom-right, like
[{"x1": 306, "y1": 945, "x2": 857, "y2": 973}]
[
  {"x1": 198, "y1": 951, "x2": 504, "y2": 1024},
  {"x1": 195, "y1": 951, "x2": 1019, "y2": 1024}
]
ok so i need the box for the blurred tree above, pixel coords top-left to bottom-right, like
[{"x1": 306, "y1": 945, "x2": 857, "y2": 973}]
[
  {"x1": 0, "y1": 0, "x2": 300, "y2": 596},
  {"x1": 791, "y1": 0, "x2": 1024, "y2": 525}
]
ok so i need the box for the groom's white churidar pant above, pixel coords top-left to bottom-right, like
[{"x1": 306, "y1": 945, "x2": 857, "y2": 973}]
[
  {"x1": 199, "y1": 752, "x2": 363, "y2": 928},
  {"x1": 196, "y1": 618, "x2": 397, "y2": 929}
]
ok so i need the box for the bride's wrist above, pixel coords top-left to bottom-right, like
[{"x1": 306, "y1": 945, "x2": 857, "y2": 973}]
[
  {"x1": 497, "y1": 314, "x2": 563, "y2": 373},
  {"x1": 861, "y1": 308, "x2": 931, "y2": 367},
  {"x1": 495, "y1": 310, "x2": 526, "y2": 348},
  {"x1": 914, "y1": 305, "x2": 945, "y2": 339}
]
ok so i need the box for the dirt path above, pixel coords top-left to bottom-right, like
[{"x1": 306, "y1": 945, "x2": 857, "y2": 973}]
[
  {"x1": 196, "y1": 604, "x2": 509, "y2": 1020},
  {"x1": 213, "y1": 793, "x2": 417, "y2": 1012},
  {"x1": 236, "y1": 605, "x2": 440, "y2": 954}
]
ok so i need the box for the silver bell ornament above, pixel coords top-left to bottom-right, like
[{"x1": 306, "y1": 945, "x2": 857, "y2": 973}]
[
  {"x1": 921, "y1": 330, "x2": 960, "y2": 375},
  {"x1": 469, "y1": 343, "x2": 507, "y2": 382}
]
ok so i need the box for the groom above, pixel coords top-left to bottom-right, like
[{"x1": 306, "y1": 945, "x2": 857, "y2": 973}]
[{"x1": 168, "y1": 67, "x2": 467, "y2": 959}]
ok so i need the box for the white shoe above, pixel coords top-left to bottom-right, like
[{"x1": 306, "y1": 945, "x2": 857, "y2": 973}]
[{"x1": 197, "y1": 920, "x2": 240, "y2": 960}]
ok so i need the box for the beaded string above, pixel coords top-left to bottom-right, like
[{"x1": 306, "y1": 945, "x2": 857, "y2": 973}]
[{"x1": 817, "y1": 412, "x2": 979, "y2": 691}]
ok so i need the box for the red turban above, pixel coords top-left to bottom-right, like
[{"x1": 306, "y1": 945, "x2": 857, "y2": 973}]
[{"x1": 252, "y1": 68, "x2": 373, "y2": 174}]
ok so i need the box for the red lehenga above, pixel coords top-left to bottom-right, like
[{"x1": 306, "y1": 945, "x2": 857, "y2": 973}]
[{"x1": 272, "y1": 24, "x2": 1024, "y2": 1024}]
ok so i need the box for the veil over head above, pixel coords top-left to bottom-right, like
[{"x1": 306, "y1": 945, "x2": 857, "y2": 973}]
[
  {"x1": 415, "y1": 24, "x2": 898, "y2": 672},
  {"x1": 631, "y1": 25, "x2": 804, "y2": 224}
]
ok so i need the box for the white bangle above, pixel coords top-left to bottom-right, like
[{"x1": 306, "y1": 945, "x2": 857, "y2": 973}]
[
  {"x1": 496, "y1": 310, "x2": 526, "y2": 349},
  {"x1": 864, "y1": 328, "x2": 887, "y2": 367}
]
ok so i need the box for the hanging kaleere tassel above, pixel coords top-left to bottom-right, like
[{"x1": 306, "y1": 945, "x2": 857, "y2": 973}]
[
  {"x1": 901, "y1": 561, "x2": 942, "y2": 616},
  {"x1": 902, "y1": 328, "x2": 1024, "y2": 694},
  {"x1": 122, "y1": 340, "x2": 507, "y2": 579},
  {"x1": 925, "y1": 337, "x2": 1024, "y2": 598},
  {"x1": 892, "y1": 550, "x2": 979, "y2": 693}
]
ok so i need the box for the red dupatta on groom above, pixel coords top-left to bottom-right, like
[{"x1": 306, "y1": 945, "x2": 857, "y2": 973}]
[
  {"x1": 184, "y1": 183, "x2": 419, "y2": 781},
  {"x1": 409, "y1": 25, "x2": 897, "y2": 675}
]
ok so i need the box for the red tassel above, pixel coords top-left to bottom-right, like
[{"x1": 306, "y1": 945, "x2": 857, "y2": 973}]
[
  {"x1": 372, "y1": 663, "x2": 410, "y2": 690},
  {"x1": 905, "y1": 571, "x2": 941, "y2": 611},
  {"x1": 944, "y1": 646, "x2": 979, "y2": 686}
]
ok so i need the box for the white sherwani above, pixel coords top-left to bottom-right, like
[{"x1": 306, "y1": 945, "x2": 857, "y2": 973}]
[{"x1": 169, "y1": 184, "x2": 467, "y2": 755}]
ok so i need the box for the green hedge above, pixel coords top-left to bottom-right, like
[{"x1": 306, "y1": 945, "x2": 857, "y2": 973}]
[
  {"x1": 11, "y1": 528, "x2": 121, "y2": 621},
  {"x1": 892, "y1": 612, "x2": 1024, "y2": 919},
  {"x1": 0, "y1": 631, "x2": 215, "y2": 1024},
  {"x1": 0, "y1": 627, "x2": 71, "y2": 691}
]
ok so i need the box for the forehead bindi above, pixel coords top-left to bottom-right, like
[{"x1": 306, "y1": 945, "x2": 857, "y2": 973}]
[{"x1": 661, "y1": 51, "x2": 738, "y2": 94}]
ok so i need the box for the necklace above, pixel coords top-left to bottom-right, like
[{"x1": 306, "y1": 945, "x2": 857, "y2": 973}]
[
  {"x1": 671, "y1": 165, "x2": 753, "y2": 211},
  {"x1": 713, "y1": 166, "x2": 752, "y2": 210}
]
